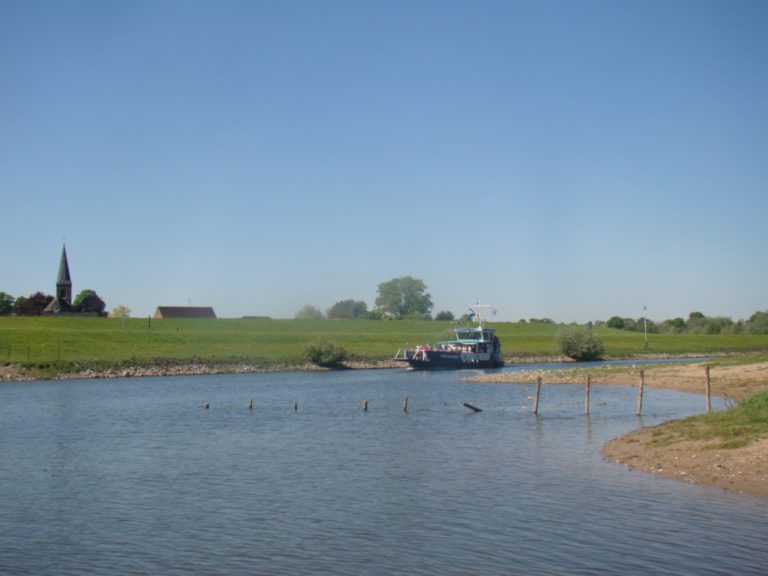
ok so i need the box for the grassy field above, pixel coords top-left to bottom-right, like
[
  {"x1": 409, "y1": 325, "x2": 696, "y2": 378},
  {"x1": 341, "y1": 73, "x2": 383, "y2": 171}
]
[{"x1": 1, "y1": 316, "x2": 767, "y2": 371}]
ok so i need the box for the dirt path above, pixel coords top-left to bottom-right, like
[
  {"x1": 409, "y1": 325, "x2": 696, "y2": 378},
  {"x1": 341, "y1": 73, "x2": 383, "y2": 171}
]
[{"x1": 469, "y1": 361, "x2": 768, "y2": 498}]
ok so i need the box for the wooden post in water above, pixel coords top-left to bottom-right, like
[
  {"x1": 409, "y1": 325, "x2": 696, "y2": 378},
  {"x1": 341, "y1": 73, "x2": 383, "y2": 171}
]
[
  {"x1": 361, "y1": 400, "x2": 368, "y2": 412},
  {"x1": 585, "y1": 374, "x2": 591, "y2": 415},
  {"x1": 463, "y1": 402, "x2": 482, "y2": 412},
  {"x1": 705, "y1": 365, "x2": 712, "y2": 413},
  {"x1": 636, "y1": 370, "x2": 645, "y2": 416},
  {"x1": 402, "y1": 396, "x2": 409, "y2": 413},
  {"x1": 248, "y1": 398, "x2": 253, "y2": 410},
  {"x1": 533, "y1": 377, "x2": 542, "y2": 415},
  {"x1": 294, "y1": 400, "x2": 298, "y2": 412}
]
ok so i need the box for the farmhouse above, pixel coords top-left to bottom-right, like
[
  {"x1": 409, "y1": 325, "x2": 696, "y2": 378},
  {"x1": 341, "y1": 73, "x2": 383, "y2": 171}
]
[{"x1": 154, "y1": 306, "x2": 217, "y2": 319}]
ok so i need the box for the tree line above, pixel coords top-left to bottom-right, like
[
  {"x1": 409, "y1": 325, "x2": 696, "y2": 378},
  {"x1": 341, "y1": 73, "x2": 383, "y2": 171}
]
[
  {"x1": 602, "y1": 311, "x2": 768, "y2": 335},
  {"x1": 0, "y1": 290, "x2": 107, "y2": 316},
  {"x1": 296, "y1": 276, "x2": 453, "y2": 321}
]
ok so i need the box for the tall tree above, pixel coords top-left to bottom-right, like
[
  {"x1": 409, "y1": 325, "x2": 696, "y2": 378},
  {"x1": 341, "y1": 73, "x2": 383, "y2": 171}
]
[
  {"x1": 72, "y1": 289, "x2": 106, "y2": 315},
  {"x1": 375, "y1": 276, "x2": 432, "y2": 319}
]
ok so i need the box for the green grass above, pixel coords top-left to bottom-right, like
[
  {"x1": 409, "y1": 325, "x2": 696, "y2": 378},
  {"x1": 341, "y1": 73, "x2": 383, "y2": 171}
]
[
  {"x1": 650, "y1": 389, "x2": 768, "y2": 449},
  {"x1": 1, "y1": 316, "x2": 766, "y2": 370}
]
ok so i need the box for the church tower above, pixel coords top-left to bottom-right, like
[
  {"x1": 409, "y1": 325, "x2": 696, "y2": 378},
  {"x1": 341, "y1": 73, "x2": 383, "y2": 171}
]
[{"x1": 56, "y1": 245, "x2": 72, "y2": 308}]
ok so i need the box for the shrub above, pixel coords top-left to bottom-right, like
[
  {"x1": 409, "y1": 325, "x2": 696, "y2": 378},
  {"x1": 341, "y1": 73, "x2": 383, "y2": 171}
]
[
  {"x1": 304, "y1": 338, "x2": 348, "y2": 367},
  {"x1": 556, "y1": 326, "x2": 604, "y2": 361}
]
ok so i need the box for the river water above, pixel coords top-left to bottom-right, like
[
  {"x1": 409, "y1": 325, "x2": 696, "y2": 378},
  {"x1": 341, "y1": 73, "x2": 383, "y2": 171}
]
[{"x1": 1, "y1": 364, "x2": 766, "y2": 575}]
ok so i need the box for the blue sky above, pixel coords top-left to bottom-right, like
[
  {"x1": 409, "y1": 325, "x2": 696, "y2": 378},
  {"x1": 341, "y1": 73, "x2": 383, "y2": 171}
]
[{"x1": 2, "y1": 0, "x2": 766, "y2": 322}]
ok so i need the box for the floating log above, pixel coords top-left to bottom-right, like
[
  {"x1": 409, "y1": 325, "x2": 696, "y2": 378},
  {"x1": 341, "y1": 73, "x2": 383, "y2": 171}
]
[{"x1": 463, "y1": 402, "x2": 482, "y2": 413}]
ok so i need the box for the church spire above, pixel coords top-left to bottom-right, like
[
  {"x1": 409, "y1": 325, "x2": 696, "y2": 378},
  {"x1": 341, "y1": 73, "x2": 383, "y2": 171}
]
[{"x1": 56, "y1": 245, "x2": 72, "y2": 306}]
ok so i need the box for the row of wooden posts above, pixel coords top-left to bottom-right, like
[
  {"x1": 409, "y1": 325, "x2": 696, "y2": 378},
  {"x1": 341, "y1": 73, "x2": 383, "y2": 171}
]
[
  {"x1": 202, "y1": 396, "x2": 481, "y2": 413},
  {"x1": 202, "y1": 366, "x2": 712, "y2": 416},
  {"x1": 202, "y1": 366, "x2": 715, "y2": 415},
  {"x1": 533, "y1": 365, "x2": 714, "y2": 416}
]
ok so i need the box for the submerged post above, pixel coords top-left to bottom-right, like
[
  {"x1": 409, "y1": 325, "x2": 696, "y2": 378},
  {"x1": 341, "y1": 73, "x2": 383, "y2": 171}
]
[
  {"x1": 362, "y1": 400, "x2": 368, "y2": 412},
  {"x1": 636, "y1": 370, "x2": 645, "y2": 416},
  {"x1": 705, "y1": 365, "x2": 712, "y2": 413},
  {"x1": 402, "y1": 396, "x2": 409, "y2": 413},
  {"x1": 248, "y1": 398, "x2": 253, "y2": 410},
  {"x1": 585, "y1": 374, "x2": 591, "y2": 415},
  {"x1": 294, "y1": 400, "x2": 298, "y2": 412},
  {"x1": 463, "y1": 402, "x2": 482, "y2": 413},
  {"x1": 534, "y1": 377, "x2": 542, "y2": 415}
]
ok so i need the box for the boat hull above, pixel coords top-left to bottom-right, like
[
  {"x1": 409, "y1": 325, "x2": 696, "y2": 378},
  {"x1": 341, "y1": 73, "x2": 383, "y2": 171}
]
[{"x1": 399, "y1": 350, "x2": 504, "y2": 370}]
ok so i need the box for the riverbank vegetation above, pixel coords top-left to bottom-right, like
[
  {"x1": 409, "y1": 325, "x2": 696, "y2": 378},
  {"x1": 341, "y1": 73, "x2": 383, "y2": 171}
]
[
  {"x1": 652, "y1": 390, "x2": 768, "y2": 450},
  {"x1": 1, "y1": 316, "x2": 767, "y2": 379}
]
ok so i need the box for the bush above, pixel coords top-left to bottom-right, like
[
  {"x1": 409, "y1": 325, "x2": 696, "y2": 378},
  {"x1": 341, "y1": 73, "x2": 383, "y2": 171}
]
[
  {"x1": 556, "y1": 326, "x2": 604, "y2": 361},
  {"x1": 304, "y1": 338, "x2": 348, "y2": 367}
]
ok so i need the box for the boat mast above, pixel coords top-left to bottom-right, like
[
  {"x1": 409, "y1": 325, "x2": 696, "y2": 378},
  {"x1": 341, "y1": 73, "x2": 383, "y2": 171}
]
[{"x1": 470, "y1": 302, "x2": 495, "y2": 328}]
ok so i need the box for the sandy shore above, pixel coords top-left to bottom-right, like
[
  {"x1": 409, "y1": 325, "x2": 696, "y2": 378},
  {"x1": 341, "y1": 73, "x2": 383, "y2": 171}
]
[{"x1": 468, "y1": 361, "x2": 768, "y2": 499}]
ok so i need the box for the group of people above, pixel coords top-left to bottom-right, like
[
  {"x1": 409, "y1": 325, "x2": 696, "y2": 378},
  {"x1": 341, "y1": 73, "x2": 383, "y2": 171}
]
[{"x1": 413, "y1": 343, "x2": 477, "y2": 354}]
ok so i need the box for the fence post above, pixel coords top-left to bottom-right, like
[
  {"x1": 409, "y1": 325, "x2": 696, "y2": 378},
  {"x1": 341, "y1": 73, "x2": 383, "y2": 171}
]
[
  {"x1": 533, "y1": 377, "x2": 542, "y2": 415},
  {"x1": 705, "y1": 365, "x2": 712, "y2": 413},
  {"x1": 636, "y1": 370, "x2": 645, "y2": 416},
  {"x1": 585, "y1": 374, "x2": 591, "y2": 415}
]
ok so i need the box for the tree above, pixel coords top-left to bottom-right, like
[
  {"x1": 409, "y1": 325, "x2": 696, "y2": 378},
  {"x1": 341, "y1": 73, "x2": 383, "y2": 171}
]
[
  {"x1": 660, "y1": 317, "x2": 686, "y2": 333},
  {"x1": 606, "y1": 316, "x2": 625, "y2": 329},
  {"x1": 16, "y1": 292, "x2": 54, "y2": 316},
  {"x1": 73, "y1": 289, "x2": 106, "y2": 315},
  {"x1": 374, "y1": 276, "x2": 432, "y2": 319},
  {"x1": 327, "y1": 299, "x2": 368, "y2": 319},
  {"x1": 110, "y1": 305, "x2": 131, "y2": 318},
  {"x1": 0, "y1": 292, "x2": 14, "y2": 316},
  {"x1": 435, "y1": 310, "x2": 454, "y2": 321},
  {"x1": 746, "y1": 311, "x2": 768, "y2": 334},
  {"x1": 295, "y1": 305, "x2": 323, "y2": 320}
]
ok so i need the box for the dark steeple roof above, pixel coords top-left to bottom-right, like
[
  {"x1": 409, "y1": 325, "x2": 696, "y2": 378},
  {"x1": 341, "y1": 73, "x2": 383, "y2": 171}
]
[{"x1": 57, "y1": 245, "x2": 72, "y2": 287}]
